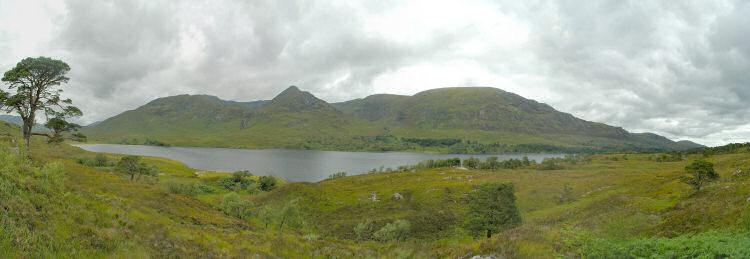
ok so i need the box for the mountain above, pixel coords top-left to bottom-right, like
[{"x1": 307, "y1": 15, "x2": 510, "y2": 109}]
[
  {"x1": 84, "y1": 86, "x2": 694, "y2": 153},
  {"x1": 0, "y1": 115, "x2": 51, "y2": 132},
  {"x1": 83, "y1": 86, "x2": 380, "y2": 148},
  {"x1": 676, "y1": 140, "x2": 706, "y2": 149}
]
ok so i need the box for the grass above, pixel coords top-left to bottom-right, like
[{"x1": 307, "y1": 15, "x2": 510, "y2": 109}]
[{"x1": 2, "y1": 119, "x2": 750, "y2": 257}]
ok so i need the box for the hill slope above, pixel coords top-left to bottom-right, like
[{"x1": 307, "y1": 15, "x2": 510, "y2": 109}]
[
  {"x1": 83, "y1": 86, "x2": 381, "y2": 148},
  {"x1": 85, "y1": 86, "x2": 694, "y2": 152}
]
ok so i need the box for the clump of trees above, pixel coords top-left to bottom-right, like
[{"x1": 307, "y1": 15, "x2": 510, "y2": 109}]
[
  {"x1": 680, "y1": 160, "x2": 718, "y2": 192},
  {"x1": 221, "y1": 192, "x2": 254, "y2": 219},
  {"x1": 116, "y1": 155, "x2": 157, "y2": 181},
  {"x1": 0, "y1": 57, "x2": 85, "y2": 153},
  {"x1": 76, "y1": 154, "x2": 111, "y2": 167},
  {"x1": 327, "y1": 171, "x2": 347, "y2": 180},
  {"x1": 463, "y1": 182, "x2": 522, "y2": 238}
]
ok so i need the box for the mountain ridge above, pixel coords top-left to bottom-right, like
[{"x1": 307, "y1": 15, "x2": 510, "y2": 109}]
[{"x1": 83, "y1": 86, "x2": 699, "y2": 152}]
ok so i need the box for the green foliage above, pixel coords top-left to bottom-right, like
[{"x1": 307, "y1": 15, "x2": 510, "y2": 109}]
[
  {"x1": 115, "y1": 155, "x2": 157, "y2": 181},
  {"x1": 166, "y1": 181, "x2": 210, "y2": 196},
  {"x1": 1, "y1": 57, "x2": 83, "y2": 151},
  {"x1": 680, "y1": 160, "x2": 718, "y2": 192},
  {"x1": 257, "y1": 206, "x2": 274, "y2": 229},
  {"x1": 570, "y1": 230, "x2": 750, "y2": 258},
  {"x1": 216, "y1": 171, "x2": 256, "y2": 191},
  {"x1": 327, "y1": 171, "x2": 347, "y2": 180},
  {"x1": 463, "y1": 182, "x2": 522, "y2": 238},
  {"x1": 539, "y1": 157, "x2": 563, "y2": 170},
  {"x1": 373, "y1": 220, "x2": 411, "y2": 243},
  {"x1": 278, "y1": 199, "x2": 302, "y2": 231},
  {"x1": 462, "y1": 157, "x2": 480, "y2": 169},
  {"x1": 220, "y1": 192, "x2": 254, "y2": 219},
  {"x1": 43, "y1": 117, "x2": 86, "y2": 144},
  {"x1": 259, "y1": 175, "x2": 278, "y2": 191},
  {"x1": 93, "y1": 153, "x2": 108, "y2": 167},
  {"x1": 354, "y1": 220, "x2": 373, "y2": 241}
]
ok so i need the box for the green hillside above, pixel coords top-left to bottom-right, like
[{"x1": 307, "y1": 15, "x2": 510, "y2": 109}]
[{"x1": 84, "y1": 86, "x2": 701, "y2": 153}]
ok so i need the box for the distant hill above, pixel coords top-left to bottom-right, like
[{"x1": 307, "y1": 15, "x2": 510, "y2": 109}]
[
  {"x1": 84, "y1": 86, "x2": 698, "y2": 153},
  {"x1": 0, "y1": 115, "x2": 50, "y2": 132},
  {"x1": 676, "y1": 140, "x2": 706, "y2": 149},
  {"x1": 83, "y1": 86, "x2": 380, "y2": 149}
]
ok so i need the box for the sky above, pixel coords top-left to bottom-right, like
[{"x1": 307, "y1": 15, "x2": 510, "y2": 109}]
[{"x1": 0, "y1": 0, "x2": 748, "y2": 146}]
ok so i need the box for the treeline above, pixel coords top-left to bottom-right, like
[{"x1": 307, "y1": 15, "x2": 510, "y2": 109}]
[
  {"x1": 304, "y1": 135, "x2": 666, "y2": 154},
  {"x1": 685, "y1": 142, "x2": 750, "y2": 155},
  {"x1": 363, "y1": 155, "x2": 586, "y2": 174},
  {"x1": 117, "y1": 138, "x2": 171, "y2": 147}
]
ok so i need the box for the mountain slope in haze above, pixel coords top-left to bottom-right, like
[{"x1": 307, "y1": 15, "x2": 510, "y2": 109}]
[
  {"x1": 85, "y1": 86, "x2": 694, "y2": 152},
  {"x1": 0, "y1": 115, "x2": 51, "y2": 131}
]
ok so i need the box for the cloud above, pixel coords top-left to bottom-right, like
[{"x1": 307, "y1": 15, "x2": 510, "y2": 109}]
[{"x1": 0, "y1": 0, "x2": 748, "y2": 146}]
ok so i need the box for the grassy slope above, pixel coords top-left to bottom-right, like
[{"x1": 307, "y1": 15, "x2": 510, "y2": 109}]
[
  {"x1": 254, "y1": 152, "x2": 750, "y2": 257},
  {"x1": 8, "y1": 117, "x2": 749, "y2": 257}
]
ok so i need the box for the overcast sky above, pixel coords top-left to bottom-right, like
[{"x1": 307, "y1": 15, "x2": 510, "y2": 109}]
[{"x1": 1, "y1": 0, "x2": 748, "y2": 146}]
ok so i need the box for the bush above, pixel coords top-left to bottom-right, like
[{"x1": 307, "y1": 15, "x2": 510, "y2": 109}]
[
  {"x1": 373, "y1": 220, "x2": 410, "y2": 242},
  {"x1": 93, "y1": 154, "x2": 108, "y2": 167},
  {"x1": 165, "y1": 181, "x2": 206, "y2": 196},
  {"x1": 220, "y1": 192, "x2": 254, "y2": 219},
  {"x1": 354, "y1": 220, "x2": 373, "y2": 241},
  {"x1": 462, "y1": 157, "x2": 480, "y2": 169},
  {"x1": 216, "y1": 173, "x2": 257, "y2": 192},
  {"x1": 259, "y1": 176, "x2": 278, "y2": 191}
]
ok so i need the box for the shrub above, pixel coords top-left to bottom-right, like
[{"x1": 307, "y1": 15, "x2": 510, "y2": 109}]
[
  {"x1": 373, "y1": 220, "x2": 410, "y2": 242},
  {"x1": 462, "y1": 157, "x2": 480, "y2": 169},
  {"x1": 93, "y1": 154, "x2": 108, "y2": 167},
  {"x1": 257, "y1": 206, "x2": 274, "y2": 229},
  {"x1": 278, "y1": 199, "x2": 302, "y2": 230},
  {"x1": 220, "y1": 192, "x2": 254, "y2": 219},
  {"x1": 354, "y1": 220, "x2": 373, "y2": 241},
  {"x1": 259, "y1": 176, "x2": 278, "y2": 191},
  {"x1": 165, "y1": 181, "x2": 205, "y2": 196}
]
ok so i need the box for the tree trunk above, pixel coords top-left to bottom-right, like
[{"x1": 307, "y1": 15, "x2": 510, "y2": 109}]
[
  {"x1": 130, "y1": 174, "x2": 134, "y2": 181},
  {"x1": 22, "y1": 119, "x2": 32, "y2": 155},
  {"x1": 486, "y1": 229, "x2": 492, "y2": 239}
]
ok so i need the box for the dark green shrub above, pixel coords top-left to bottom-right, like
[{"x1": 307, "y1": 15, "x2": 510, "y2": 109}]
[{"x1": 259, "y1": 176, "x2": 278, "y2": 191}]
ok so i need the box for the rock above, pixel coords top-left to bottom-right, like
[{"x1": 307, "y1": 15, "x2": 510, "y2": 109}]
[
  {"x1": 747, "y1": 196, "x2": 750, "y2": 202},
  {"x1": 443, "y1": 177, "x2": 451, "y2": 180},
  {"x1": 393, "y1": 193, "x2": 404, "y2": 200}
]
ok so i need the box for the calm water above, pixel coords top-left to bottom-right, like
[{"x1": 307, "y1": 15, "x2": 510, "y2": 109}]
[{"x1": 74, "y1": 144, "x2": 564, "y2": 182}]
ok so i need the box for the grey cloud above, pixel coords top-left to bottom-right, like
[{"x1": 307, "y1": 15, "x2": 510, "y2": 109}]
[{"x1": 3, "y1": 0, "x2": 744, "y2": 146}]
